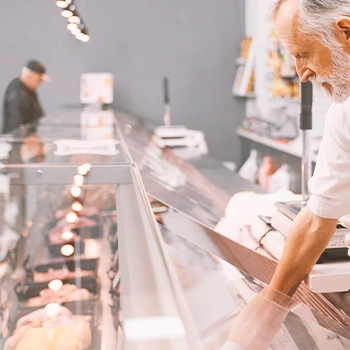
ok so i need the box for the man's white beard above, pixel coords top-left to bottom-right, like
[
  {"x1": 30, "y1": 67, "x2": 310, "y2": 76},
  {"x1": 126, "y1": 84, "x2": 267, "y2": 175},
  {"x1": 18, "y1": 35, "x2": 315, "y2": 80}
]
[{"x1": 310, "y1": 48, "x2": 350, "y2": 103}]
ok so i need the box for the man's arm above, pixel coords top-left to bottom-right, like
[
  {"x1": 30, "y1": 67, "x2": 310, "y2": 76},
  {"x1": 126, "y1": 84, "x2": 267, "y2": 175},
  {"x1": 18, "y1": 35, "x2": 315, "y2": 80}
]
[
  {"x1": 269, "y1": 205, "x2": 338, "y2": 296},
  {"x1": 222, "y1": 206, "x2": 338, "y2": 350}
]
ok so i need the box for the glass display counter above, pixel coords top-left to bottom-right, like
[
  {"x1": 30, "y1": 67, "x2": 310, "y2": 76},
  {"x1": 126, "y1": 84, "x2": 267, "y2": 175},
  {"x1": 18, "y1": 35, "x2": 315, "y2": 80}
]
[{"x1": 0, "y1": 108, "x2": 349, "y2": 349}]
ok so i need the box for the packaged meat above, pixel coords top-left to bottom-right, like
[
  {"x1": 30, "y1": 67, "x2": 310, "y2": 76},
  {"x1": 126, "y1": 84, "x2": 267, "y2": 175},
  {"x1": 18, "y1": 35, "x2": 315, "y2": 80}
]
[{"x1": 25, "y1": 284, "x2": 94, "y2": 307}]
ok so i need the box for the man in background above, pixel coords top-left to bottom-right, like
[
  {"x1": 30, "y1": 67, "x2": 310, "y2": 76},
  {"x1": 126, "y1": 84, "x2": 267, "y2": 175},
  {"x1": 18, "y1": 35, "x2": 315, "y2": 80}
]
[
  {"x1": 2, "y1": 60, "x2": 50, "y2": 135},
  {"x1": 222, "y1": 0, "x2": 350, "y2": 348}
]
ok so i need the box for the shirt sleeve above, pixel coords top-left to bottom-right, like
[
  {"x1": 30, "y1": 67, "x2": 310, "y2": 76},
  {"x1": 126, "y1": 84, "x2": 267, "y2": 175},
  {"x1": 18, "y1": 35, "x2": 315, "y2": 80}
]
[{"x1": 308, "y1": 101, "x2": 350, "y2": 219}]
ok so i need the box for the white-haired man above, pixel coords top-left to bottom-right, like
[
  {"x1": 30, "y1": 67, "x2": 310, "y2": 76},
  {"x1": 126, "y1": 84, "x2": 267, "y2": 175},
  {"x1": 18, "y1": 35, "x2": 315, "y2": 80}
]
[
  {"x1": 222, "y1": 1, "x2": 350, "y2": 348},
  {"x1": 2, "y1": 60, "x2": 50, "y2": 135}
]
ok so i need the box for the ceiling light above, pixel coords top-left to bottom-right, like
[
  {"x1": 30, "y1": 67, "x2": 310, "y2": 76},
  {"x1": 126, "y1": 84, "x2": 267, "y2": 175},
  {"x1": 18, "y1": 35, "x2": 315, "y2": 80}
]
[
  {"x1": 67, "y1": 22, "x2": 78, "y2": 31},
  {"x1": 61, "y1": 4, "x2": 75, "y2": 18},
  {"x1": 68, "y1": 12, "x2": 80, "y2": 24},
  {"x1": 71, "y1": 27, "x2": 81, "y2": 35},
  {"x1": 71, "y1": 201, "x2": 83, "y2": 212},
  {"x1": 80, "y1": 33, "x2": 90, "y2": 43},
  {"x1": 56, "y1": 0, "x2": 71, "y2": 8},
  {"x1": 76, "y1": 29, "x2": 90, "y2": 42}
]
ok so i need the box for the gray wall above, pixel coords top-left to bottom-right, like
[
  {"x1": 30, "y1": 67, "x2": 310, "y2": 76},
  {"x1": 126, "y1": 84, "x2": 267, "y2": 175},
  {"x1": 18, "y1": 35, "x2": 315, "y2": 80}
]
[{"x1": 0, "y1": 0, "x2": 245, "y2": 163}]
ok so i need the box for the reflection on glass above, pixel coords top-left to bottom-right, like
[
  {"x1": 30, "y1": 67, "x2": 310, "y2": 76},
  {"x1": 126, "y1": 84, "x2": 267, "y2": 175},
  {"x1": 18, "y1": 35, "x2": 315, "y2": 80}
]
[
  {"x1": 71, "y1": 201, "x2": 83, "y2": 212},
  {"x1": 74, "y1": 174, "x2": 84, "y2": 187},
  {"x1": 48, "y1": 279, "x2": 63, "y2": 291},
  {"x1": 77, "y1": 165, "x2": 88, "y2": 176},
  {"x1": 45, "y1": 302, "x2": 61, "y2": 318},
  {"x1": 66, "y1": 212, "x2": 78, "y2": 224},
  {"x1": 61, "y1": 231, "x2": 74, "y2": 240},
  {"x1": 61, "y1": 244, "x2": 74, "y2": 256},
  {"x1": 70, "y1": 186, "x2": 81, "y2": 198}
]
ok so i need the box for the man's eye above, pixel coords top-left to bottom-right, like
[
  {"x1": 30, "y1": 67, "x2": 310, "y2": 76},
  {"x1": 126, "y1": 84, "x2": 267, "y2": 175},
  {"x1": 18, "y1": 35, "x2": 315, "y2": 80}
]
[{"x1": 296, "y1": 53, "x2": 307, "y2": 59}]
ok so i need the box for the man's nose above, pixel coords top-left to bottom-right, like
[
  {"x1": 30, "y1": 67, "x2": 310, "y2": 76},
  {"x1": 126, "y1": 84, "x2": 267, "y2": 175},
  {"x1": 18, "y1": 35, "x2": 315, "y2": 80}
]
[{"x1": 296, "y1": 62, "x2": 314, "y2": 82}]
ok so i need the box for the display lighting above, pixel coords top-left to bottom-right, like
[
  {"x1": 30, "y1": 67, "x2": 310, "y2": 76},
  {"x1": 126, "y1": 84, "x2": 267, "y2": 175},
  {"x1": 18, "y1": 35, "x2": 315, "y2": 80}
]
[
  {"x1": 56, "y1": 0, "x2": 71, "y2": 8},
  {"x1": 74, "y1": 174, "x2": 84, "y2": 187},
  {"x1": 66, "y1": 211, "x2": 78, "y2": 224},
  {"x1": 77, "y1": 165, "x2": 88, "y2": 176},
  {"x1": 48, "y1": 279, "x2": 63, "y2": 291},
  {"x1": 71, "y1": 201, "x2": 83, "y2": 212},
  {"x1": 61, "y1": 231, "x2": 74, "y2": 240},
  {"x1": 45, "y1": 303, "x2": 61, "y2": 318},
  {"x1": 70, "y1": 186, "x2": 81, "y2": 198},
  {"x1": 82, "y1": 163, "x2": 92, "y2": 172},
  {"x1": 61, "y1": 4, "x2": 75, "y2": 18},
  {"x1": 61, "y1": 244, "x2": 75, "y2": 256}
]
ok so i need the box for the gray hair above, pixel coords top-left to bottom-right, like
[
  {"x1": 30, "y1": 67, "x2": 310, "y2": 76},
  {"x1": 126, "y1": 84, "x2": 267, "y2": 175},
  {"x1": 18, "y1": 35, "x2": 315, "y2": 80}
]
[{"x1": 266, "y1": 0, "x2": 350, "y2": 48}]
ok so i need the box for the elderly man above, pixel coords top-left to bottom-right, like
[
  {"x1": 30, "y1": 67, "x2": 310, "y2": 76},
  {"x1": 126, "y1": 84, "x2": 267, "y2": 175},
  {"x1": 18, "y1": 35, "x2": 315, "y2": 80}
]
[
  {"x1": 2, "y1": 60, "x2": 50, "y2": 135},
  {"x1": 222, "y1": 1, "x2": 350, "y2": 349}
]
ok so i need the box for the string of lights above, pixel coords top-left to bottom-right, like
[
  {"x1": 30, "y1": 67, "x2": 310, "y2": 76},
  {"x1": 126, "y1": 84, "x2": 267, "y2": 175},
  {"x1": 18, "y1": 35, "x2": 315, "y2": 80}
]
[{"x1": 55, "y1": 0, "x2": 90, "y2": 43}]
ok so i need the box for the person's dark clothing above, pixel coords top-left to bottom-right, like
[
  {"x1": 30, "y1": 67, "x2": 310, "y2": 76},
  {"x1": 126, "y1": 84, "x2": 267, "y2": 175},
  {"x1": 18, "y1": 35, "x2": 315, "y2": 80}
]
[{"x1": 2, "y1": 78, "x2": 44, "y2": 134}]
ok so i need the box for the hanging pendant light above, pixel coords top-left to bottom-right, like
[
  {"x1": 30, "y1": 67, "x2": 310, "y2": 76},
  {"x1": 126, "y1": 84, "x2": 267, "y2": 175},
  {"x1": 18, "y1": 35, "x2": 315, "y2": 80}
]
[
  {"x1": 68, "y1": 11, "x2": 81, "y2": 24},
  {"x1": 67, "y1": 22, "x2": 78, "y2": 31},
  {"x1": 61, "y1": 4, "x2": 75, "y2": 18},
  {"x1": 56, "y1": 0, "x2": 71, "y2": 8}
]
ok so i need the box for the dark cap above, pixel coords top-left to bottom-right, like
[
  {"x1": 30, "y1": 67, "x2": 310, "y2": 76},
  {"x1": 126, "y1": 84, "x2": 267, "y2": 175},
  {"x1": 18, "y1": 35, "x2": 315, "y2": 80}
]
[{"x1": 24, "y1": 60, "x2": 51, "y2": 82}]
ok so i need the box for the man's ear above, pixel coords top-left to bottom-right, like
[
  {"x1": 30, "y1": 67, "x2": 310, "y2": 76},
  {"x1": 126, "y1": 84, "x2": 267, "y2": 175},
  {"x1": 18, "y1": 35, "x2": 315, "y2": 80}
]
[{"x1": 335, "y1": 16, "x2": 350, "y2": 43}]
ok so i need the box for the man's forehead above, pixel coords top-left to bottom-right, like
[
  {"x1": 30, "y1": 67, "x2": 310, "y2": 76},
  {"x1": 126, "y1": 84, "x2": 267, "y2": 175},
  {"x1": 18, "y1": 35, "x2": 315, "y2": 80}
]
[{"x1": 274, "y1": 0, "x2": 311, "y2": 52}]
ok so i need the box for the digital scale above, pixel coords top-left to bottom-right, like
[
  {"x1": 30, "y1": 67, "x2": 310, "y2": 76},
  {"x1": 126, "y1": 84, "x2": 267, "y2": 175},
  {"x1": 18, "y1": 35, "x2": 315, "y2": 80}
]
[
  {"x1": 152, "y1": 77, "x2": 207, "y2": 152},
  {"x1": 271, "y1": 201, "x2": 350, "y2": 262}
]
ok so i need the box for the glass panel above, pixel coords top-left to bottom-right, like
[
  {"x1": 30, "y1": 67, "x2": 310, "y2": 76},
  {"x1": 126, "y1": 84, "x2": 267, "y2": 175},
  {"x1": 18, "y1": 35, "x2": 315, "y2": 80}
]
[
  {"x1": 160, "y1": 225, "x2": 350, "y2": 349},
  {"x1": 0, "y1": 108, "x2": 129, "y2": 165}
]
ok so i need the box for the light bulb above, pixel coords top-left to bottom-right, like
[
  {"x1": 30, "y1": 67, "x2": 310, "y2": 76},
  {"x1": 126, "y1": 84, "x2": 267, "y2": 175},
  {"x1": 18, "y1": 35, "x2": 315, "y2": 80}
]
[
  {"x1": 56, "y1": 0, "x2": 70, "y2": 8},
  {"x1": 61, "y1": 244, "x2": 74, "y2": 256},
  {"x1": 66, "y1": 212, "x2": 78, "y2": 224},
  {"x1": 71, "y1": 201, "x2": 82, "y2": 212},
  {"x1": 45, "y1": 303, "x2": 61, "y2": 318},
  {"x1": 71, "y1": 28, "x2": 81, "y2": 36},
  {"x1": 74, "y1": 174, "x2": 84, "y2": 187},
  {"x1": 68, "y1": 15, "x2": 80, "y2": 24},
  {"x1": 61, "y1": 231, "x2": 74, "y2": 240},
  {"x1": 61, "y1": 4, "x2": 75, "y2": 18},
  {"x1": 61, "y1": 9, "x2": 73, "y2": 18},
  {"x1": 82, "y1": 163, "x2": 91, "y2": 172},
  {"x1": 80, "y1": 34, "x2": 90, "y2": 43},
  {"x1": 67, "y1": 22, "x2": 78, "y2": 31},
  {"x1": 48, "y1": 279, "x2": 63, "y2": 291},
  {"x1": 77, "y1": 165, "x2": 87, "y2": 176},
  {"x1": 70, "y1": 186, "x2": 81, "y2": 198},
  {"x1": 75, "y1": 32, "x2": 85, "y2": 40}
]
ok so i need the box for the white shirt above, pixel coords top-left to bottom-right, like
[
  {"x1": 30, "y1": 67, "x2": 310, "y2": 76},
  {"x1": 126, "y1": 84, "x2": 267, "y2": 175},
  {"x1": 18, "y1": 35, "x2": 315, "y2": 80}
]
[{"x1": 308, "y1": 97, "x2": 350, "y2": 219}]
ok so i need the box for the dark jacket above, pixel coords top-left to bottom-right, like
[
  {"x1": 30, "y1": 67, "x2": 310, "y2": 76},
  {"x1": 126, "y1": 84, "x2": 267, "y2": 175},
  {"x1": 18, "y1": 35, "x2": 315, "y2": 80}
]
[{"x1": 2, "y1": 78, "x2": 44, "y2": 134}]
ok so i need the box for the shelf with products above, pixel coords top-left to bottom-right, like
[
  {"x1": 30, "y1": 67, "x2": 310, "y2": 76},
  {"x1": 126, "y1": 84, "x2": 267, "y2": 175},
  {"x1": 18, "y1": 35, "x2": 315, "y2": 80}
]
[
  {"x1": 266, "y1": 28, "x2": 300, "y2": 101},
  {"x1": 232, "y1": 37, "x2": 256, "y2": 97}
]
